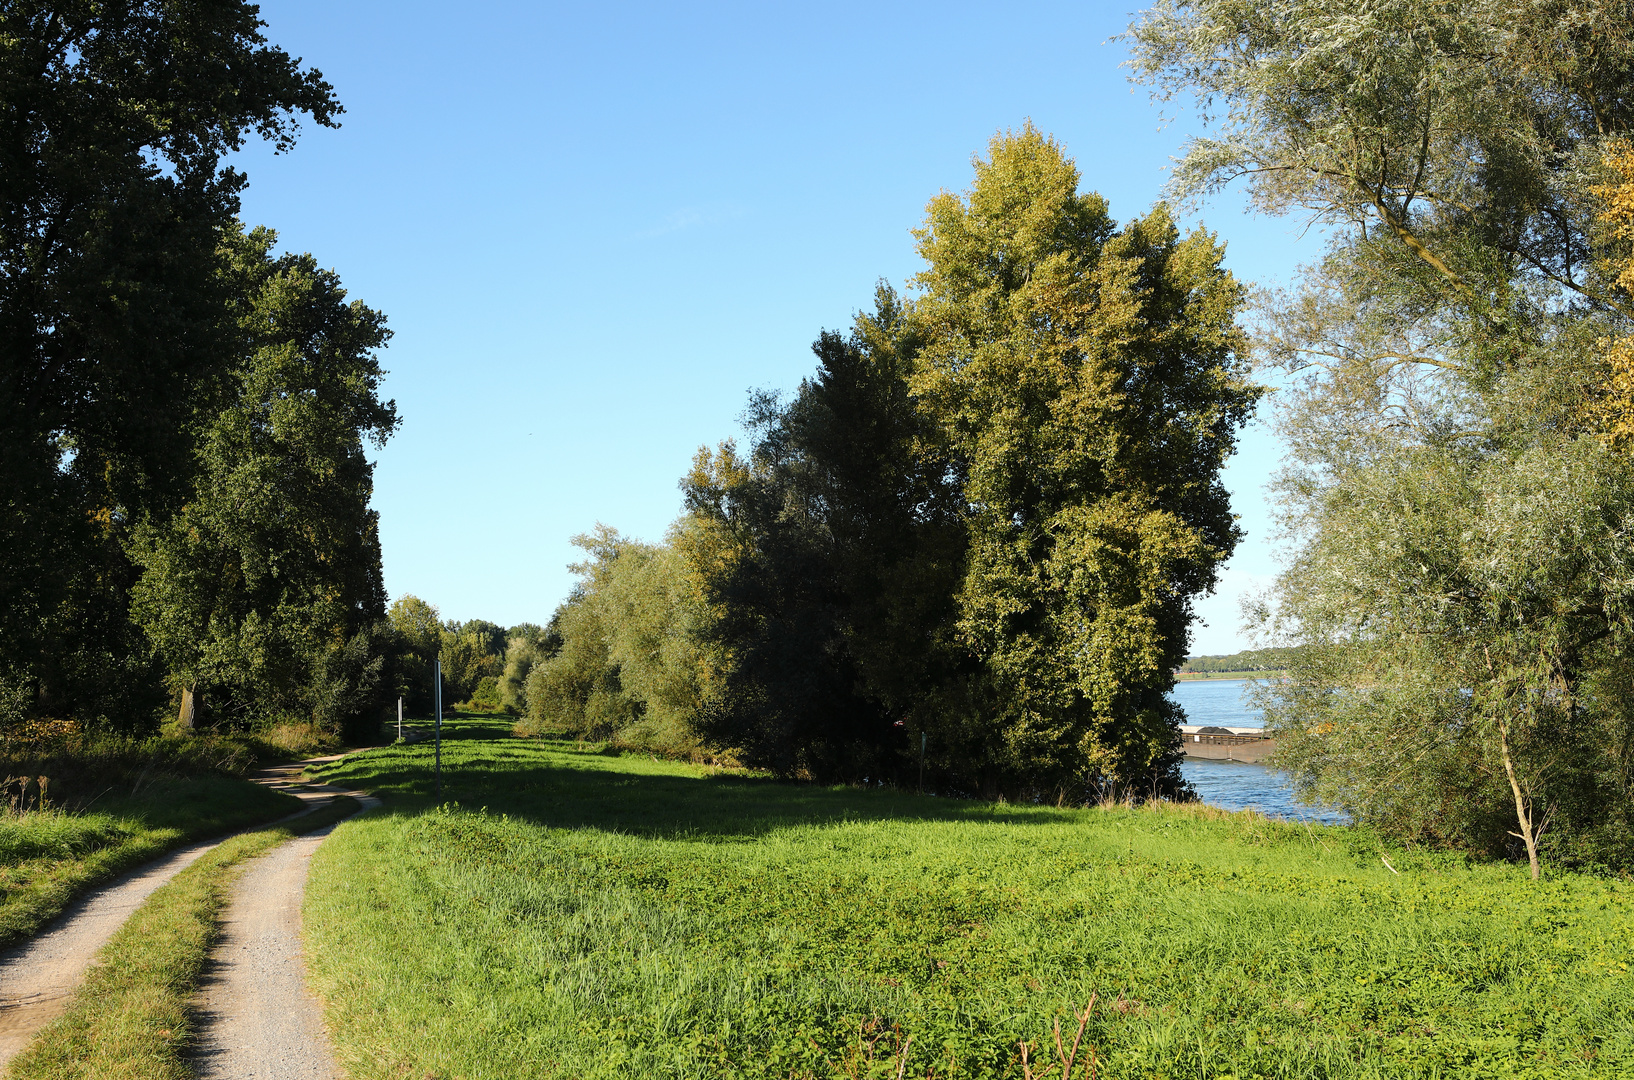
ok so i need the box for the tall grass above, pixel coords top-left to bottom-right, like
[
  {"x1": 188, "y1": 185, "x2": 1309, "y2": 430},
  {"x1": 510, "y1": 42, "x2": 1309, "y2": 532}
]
[{"x1": 304, "y1": 723, "x2": 1634, "y2": 1079}]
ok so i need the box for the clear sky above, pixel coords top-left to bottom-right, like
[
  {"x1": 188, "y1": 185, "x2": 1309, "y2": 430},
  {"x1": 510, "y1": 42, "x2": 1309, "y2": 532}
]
[{"x1": 231, "y1": 0, "x2": 1317, "y2": 654}]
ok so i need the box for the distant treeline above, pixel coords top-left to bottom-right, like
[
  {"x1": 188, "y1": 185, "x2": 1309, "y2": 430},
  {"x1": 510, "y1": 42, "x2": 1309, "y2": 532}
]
[{"x1": 1178, "y1": 650, "x2": 1299, "y2": 674}]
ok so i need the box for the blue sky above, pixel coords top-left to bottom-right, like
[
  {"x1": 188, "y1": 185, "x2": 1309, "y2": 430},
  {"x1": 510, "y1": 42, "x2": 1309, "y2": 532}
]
[{"x1": 232, "y1": 0, "x2": 1317, "y2": 654}]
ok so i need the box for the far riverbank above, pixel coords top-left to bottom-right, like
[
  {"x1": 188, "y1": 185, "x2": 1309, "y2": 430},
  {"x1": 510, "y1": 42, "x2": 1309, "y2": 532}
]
[{"x1": 1174, "y1": 669, "x2": 1286, "y2": 681}]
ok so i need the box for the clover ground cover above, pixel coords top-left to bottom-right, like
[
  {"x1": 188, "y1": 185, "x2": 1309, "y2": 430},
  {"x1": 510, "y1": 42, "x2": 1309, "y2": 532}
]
[{"x1": 306, "y1": 716, "x2": 1634, "y2": 1079}]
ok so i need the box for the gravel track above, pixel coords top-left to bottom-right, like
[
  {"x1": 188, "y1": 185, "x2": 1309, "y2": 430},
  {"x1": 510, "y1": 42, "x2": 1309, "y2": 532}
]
[
  {"x1": 190, "y1": 786, "x2": 378, "y2": 1080},
  {"x1": 0, "y1": 754, "x2": 368, "y2": 1077}
]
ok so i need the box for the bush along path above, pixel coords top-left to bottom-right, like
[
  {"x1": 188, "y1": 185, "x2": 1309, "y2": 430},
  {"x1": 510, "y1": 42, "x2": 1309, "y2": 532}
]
[{"x1": 0, "y1": 757, "x2": 375, "y2": 1079}]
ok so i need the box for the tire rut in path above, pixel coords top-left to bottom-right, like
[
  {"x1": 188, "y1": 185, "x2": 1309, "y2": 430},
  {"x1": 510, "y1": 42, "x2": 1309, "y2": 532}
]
[
  {"x1": 190, "y1": 790, "x2": 379, "y2": 1080},
  {"x1": 0, "y1": 837, "x2": 221, "y2": 1072},
  {"x1": 0, "y1": 783, "x2": 331, "y2": 1075}
]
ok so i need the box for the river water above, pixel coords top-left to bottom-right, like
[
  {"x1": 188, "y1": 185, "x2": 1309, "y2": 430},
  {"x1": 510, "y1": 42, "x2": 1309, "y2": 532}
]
[{"x1": 1169, "y1": 679, "x2": 1348, "y2": 823}]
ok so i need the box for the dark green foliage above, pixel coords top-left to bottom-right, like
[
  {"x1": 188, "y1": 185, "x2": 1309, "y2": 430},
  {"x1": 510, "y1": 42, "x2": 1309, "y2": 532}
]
[
  {"x1": 683, "y1": 288, "x2": 969, "y2": 783},
  {"x1": 127, "y1": 226, "x2": 397, "y2": 739},
  {"x1": 0, "y1": 0, "x2": 340, "y2": 730},
  {"x1": 386, "y1": 594, "x2": 440, "y2": 717},
  {"x1": 1178, "y1": 648, "x2": 1299, "y2": 674},
  {"x1": 439, "y1": 620, "x2": 506, "y2": 706}
]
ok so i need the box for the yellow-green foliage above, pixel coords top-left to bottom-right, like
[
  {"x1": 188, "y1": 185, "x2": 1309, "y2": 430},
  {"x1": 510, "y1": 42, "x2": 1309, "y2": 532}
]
[
  {"x1": 909, "y1": 125, "x2": 1258, "y2": 794},
  {"x1": 522, "y1": 525, "x2": 705, "y2": 754},
  {"x1": 1596, "y1": 140, "x2": 1634, "y2": 447},
  {"x1": 307, "y1": 725, "x2": 1634, "y2": 1079}
]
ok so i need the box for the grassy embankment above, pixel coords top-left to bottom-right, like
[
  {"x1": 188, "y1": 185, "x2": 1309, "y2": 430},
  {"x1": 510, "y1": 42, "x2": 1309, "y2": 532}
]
[
  {"x1": 9, "y1": 795, "x2": 361, "y2": 1080},
  {"x1": 303, "y1": 713, "x2": 1634, "y2": 1080},
  {"x1": 0, "y1": 722, "x2": 352, "y2": 949},
  {"x1": 0, "y1": 756, "x2": 303, "y2": 948}
]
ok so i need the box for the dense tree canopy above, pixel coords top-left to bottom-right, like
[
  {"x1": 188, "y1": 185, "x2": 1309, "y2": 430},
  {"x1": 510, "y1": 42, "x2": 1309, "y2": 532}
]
[
  {"x1": 0, "y1": 0, "x2": 341, "y2": 728},
  {"x1": 910, "y1": 126, "x2": 1258, "y2": 797},
  {"x1": 682, "y1": 289, "x2": 967, "y2": 782},
  {"x1": 519, "y1": 527, "x2": 704, "y2": 754},
  {"x1": 127, "y1": 227, "x2": 397, "y2": 739}
]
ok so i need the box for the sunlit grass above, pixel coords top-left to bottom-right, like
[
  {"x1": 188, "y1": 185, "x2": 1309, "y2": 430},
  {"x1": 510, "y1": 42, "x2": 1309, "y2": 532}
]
[
  {"x1": 306, "y1": 715, "x2": 1634, "y2": 1079},
  {"x1": 0, "y1": 777, "x2": 299, "y2": 948}
]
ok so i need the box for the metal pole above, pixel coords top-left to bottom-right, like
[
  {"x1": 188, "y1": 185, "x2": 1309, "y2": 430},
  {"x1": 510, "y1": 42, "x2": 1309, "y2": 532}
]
[
  {"x1": 434, "y1": 658, "x2": 442, "y2": 800},
  {"x1": 919, "y1": 731, "x2": 926, "y2": 792},
  {"x1": 397, "y1": 696, "x2": 403, "y2": 743}
]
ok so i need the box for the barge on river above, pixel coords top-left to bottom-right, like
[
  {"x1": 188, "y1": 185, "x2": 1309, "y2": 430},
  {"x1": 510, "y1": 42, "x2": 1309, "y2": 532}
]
[{"x1": 1179, "y1": 725, "x2": 1275, "y2": 763}]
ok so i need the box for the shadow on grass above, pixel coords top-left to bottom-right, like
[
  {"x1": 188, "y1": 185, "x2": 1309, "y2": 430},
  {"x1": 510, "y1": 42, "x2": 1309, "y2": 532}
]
[{"x1": 315, "y1": 712, "x2": 1085, "y2": 840}]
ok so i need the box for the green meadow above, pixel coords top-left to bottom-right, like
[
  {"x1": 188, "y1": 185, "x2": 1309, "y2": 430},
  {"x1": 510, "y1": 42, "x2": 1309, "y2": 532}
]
[{"x1": 306, "y1": 715, "x2": 1634, "y2": 1080}]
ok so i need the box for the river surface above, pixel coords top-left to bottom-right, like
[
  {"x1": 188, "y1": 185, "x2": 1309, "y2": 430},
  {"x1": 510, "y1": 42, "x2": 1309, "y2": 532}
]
[{"x1": 1169, "y1": 679, "x2": 1348, "y2": 823}]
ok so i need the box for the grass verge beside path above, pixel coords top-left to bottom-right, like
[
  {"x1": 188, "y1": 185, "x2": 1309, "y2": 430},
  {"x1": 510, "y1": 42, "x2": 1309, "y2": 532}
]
[
  {"x1": 0, "y1": 776, "x2": 301, "y2": 949},
  {"x1": 8, "y1": 795, "x2": 361, "y2": 1080},
  {"x1": 305, "y1": 714, "x2": 1634, "y2": 1079}
]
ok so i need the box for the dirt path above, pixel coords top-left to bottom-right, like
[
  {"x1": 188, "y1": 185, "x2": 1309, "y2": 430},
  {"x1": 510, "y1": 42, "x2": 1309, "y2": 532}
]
[
  {"x1": 0, "y1": 835, "x2": 220, "y2": 1071},
  {"x1": 0, "y1": 779, "x2": 334, "y2": 1075},
  {"x1": 190, "y1": 783, "x2": 379, "y2": 1080},
  {"x1": 0, "y1": 750, "x2": 372, "y2": 1076}
]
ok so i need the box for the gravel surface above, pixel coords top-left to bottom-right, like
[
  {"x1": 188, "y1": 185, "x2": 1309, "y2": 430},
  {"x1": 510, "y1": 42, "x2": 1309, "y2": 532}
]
[
  {"x1": 0, "y1": 837, "x2": 221, "y2": 1072},
  {"x1": 191, "y1": 789, "x2": 378, "y2": 1080},
  {"x1": 0, "y1": 754, "x2": 364, "y2": 1076}
]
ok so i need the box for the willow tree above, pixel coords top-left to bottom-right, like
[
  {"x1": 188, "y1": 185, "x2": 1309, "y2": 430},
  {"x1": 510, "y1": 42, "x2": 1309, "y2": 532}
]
[
  {"x1": 1130, "y1": 0, "x2": 1634, "y2": 874},
  {"x1": 910, "y1": 126, "x2": 1259, "y2": 798}
]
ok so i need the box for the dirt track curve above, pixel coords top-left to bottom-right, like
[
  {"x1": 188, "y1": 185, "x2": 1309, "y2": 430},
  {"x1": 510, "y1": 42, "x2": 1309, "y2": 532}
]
[
  {"x1": 191, "y1": 777, "x2": 380, "y2": 1080},
  {"x1": 0, "y1": 754, "x2": 373, "y2": 1077},
  {"x1": 0, "y1": 834, "x2": 225, "y2": 1071}
]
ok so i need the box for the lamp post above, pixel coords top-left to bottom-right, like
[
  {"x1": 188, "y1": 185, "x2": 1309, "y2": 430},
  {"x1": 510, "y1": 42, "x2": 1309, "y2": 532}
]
[{"x1": 434, "y1": 657, "x2": 442, "y2": 800}]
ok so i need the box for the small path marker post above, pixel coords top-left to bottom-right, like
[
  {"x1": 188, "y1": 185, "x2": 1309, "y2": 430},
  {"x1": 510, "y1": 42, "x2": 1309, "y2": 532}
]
[
  {"x1": 434, "y1": 658, "x2": 443, "y2": 799},
  {"x1": 397, "y1": 697, "x2": 403, "y2": 742}
]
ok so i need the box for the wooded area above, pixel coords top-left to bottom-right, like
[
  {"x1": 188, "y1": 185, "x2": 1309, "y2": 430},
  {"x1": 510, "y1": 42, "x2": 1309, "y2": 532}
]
[{"x1": 6, "y1": 0, "x2": 1634, "y2": 873}]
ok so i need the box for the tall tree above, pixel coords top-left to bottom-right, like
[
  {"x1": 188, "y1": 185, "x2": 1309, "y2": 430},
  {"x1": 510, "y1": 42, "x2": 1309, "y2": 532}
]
[
  {"x1": 388, "y1": 594, "x2": 444, "y2": 717},
  {"x1": 521, "y1": 527, "x2": 671, "y2": 744},
  {"x1": 909, "y1": 126, "x2": 1258, "y2": 798},
  {"x1": 0, "y1": 0, "x2": 339, "y2": 725},
  {"x1": 128, "y1": 227, "x2": 397, "y2": 739},
  {"x1": 1129, "y1": 0, "x2": 1634, "y2": 873},
  {"x1": 681, "y1": 290, "x2": 968, "y2": 783}
]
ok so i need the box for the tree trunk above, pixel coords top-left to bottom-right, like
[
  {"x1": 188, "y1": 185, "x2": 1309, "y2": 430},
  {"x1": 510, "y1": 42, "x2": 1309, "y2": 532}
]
[
  {"x1": 178, "y1": 686, "x2": 199, "y2": 731},
  {"x1": 1497, "y1": 714, "x2": 1540, "y2": 880}
]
